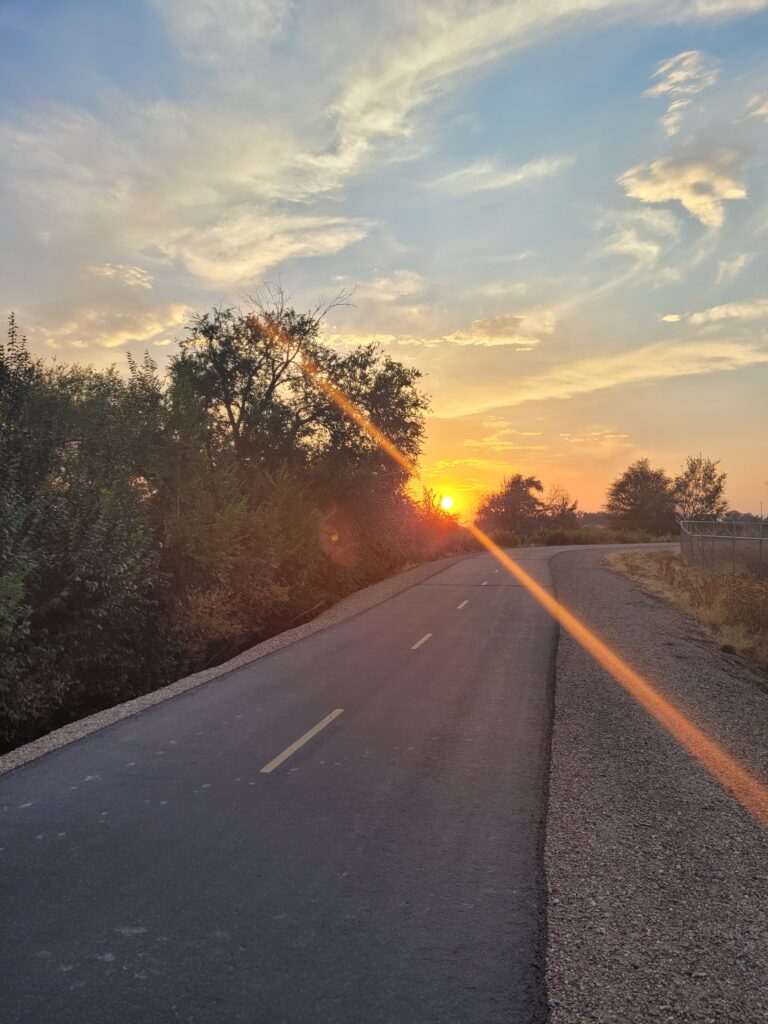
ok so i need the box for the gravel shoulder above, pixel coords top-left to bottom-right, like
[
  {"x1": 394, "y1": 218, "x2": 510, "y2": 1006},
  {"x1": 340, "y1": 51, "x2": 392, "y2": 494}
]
[
  {"x1": 546, "y1": 547, "x2": 768, "y2": 1023},
  {"x1": 0, "y1": 551, "x2": 471, "y2": 776}
]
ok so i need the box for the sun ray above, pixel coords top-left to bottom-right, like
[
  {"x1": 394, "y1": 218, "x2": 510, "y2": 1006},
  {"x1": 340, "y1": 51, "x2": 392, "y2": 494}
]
[{"x1": 299, "y1": 348, "x2": 768, "y2": 828}]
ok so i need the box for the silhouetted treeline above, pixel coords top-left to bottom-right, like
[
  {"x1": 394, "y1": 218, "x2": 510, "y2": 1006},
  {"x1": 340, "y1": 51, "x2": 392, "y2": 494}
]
[
  {"x1": 475, "y1": 474, "x2": 578, "y2": 544},
  {"x1": 475, "y1": 454, "x2": 731, "y2": 543},
  {"x1": 0, "y1": 300, "x2": 466, "y2": 750},
  {"x1": 604, "y1": 455, "x2": 728, "y2": 532}
]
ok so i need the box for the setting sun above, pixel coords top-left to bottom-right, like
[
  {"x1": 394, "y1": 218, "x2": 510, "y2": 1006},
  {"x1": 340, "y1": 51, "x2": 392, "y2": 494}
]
[{"x1": 440, "y1": 495, "x2": 455, "y2": 511}]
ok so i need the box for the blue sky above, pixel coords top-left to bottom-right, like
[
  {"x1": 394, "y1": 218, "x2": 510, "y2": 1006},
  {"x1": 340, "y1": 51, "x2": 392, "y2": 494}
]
[{"x1": 1, "y1": 0, "x2": 767, "y2": 511}]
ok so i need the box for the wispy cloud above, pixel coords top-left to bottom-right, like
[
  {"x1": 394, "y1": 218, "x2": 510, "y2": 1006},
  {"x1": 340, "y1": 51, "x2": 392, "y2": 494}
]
[
  {"x1": 353, "y1": 270, "x2": 426, "y2": 302},
  {"x1": 746, "y1": 92, "x2": 768, "y2": 119},
  {"x1": 716, "y1": 253, "x2": 753, "y2": 284},
  {"x1": 90, "y1": 264, "x2": 154, "y2": 290},
  {"x1": 2, "y1": 0, "x2": 766, "y2": 393},
  {"x1": 33, "y1": 302, "x2": 190, "y2": 351},
  {"x1": 445, "y1": 309, "x2": 556, "y2": 348},
  {"x1": 663, "y1": 298, "x2": 768, "y2": 325},
  {"x1": 599, "y1": 207, "x2": 681, "y2": 269},
  {"x1": 168, "y1": 209, "x2": 371, "y2": 286},
  {"x1": 618, "y1": 151, "x2": 747, "y2": 228},
  {"x1": 150, "y1": 0, "x2": 291, "y2": 61},
  {"x1": 432, "y1": 155, "x2": 571, "y2": 193},
  {"x1": 644, "y1": 50, "x2": 719, "y2": 136},
  {"x1": 475, "y1": 281, "x2": 531, "y2": 299},
  {"x1": 494, "y1": 337, "x2": 768, "y2": 407},
  {"x1": 559, "y1": 429, "x2": 632, "y2": 456},
  {"x1": 462, "y1": 426, "x2": 547, "y2": 453}
]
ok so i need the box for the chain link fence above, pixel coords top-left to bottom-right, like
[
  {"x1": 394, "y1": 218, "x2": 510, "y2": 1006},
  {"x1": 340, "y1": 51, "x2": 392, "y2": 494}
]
[{"x1": 680, "y1": 520, "x2": 768, "y2": 578}]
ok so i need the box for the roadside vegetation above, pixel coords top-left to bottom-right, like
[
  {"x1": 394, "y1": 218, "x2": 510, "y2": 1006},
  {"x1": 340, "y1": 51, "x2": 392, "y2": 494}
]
[
  {"x1": 1, "y1": 296, "x2": 756, "y2": 751},
  {"x1": 606, "y1": 549, "x2": 768, "y2": 675},
  {"x1": 0, "y1": 299, "x2": 469, "y2": 751}
]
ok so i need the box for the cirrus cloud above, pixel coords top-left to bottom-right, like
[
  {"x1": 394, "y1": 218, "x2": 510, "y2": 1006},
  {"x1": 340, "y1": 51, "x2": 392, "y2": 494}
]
[
  {"x1": 663, "y1": 298, "x2": 768, "y2": 326},
  {"x1": 644, "y1": 50, "x2": 719, "y2": 136},
  {"x1": 168, "y1": 209, "x2": 371, "y2": 286},
  {"x1": 432, "y1": 155, "x2": 572, "y2": 194},
  {"x1": 150, "y1": 0, "x2": 291, "y2": 61}
]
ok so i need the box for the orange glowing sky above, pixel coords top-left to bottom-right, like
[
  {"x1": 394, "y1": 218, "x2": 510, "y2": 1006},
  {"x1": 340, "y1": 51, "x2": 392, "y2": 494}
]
[{"x1": 2, "y1": 1, "x2": 767, "y2": 514}]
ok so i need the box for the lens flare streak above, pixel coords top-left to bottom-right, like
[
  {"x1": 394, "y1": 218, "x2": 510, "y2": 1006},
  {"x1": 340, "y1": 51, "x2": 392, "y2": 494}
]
[
  {"x1": 300, "y1": 346, "x2": 768, "y2": 828},
  {"x1": 465, "y1": 524, "x2": 768, "y2": 827}
]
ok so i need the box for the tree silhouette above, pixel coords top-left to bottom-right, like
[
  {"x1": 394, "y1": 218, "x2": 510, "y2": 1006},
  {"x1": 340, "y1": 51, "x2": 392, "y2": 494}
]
[
  {"x1": 605, "y1": 458, "x2": 675, "y2": 534},
  {"x1": 673, "y1": 454, "x2": 728, "y2": 522}
]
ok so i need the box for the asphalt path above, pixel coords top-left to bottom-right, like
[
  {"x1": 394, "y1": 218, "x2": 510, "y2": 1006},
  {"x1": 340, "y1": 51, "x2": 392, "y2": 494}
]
[{"x1": 1, "y1": 548, "x2": 563, "y2": 1024}]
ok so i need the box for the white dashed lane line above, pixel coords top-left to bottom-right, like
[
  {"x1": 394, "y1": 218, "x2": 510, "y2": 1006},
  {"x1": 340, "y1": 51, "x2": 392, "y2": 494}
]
[
  {"x1": 411, "y1": 633, "x2": 432, "y2": 650},
  {"x1": 457, "y1": 600, "x2": 469, "y2": 610}
]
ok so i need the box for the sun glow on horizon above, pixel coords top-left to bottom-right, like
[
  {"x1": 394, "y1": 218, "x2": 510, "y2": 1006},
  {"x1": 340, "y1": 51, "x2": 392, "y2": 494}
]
[
  {"x1": 302, "y1": 350, "x2": 768, "y2": 829},
  {"x1": 440, "y1": 494, "x2": 455, "y2": 511}
]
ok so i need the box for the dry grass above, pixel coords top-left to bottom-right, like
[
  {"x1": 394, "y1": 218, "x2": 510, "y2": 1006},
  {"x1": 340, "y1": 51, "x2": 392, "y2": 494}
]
[{"x1": 605, "y1": 549, "x2": 768, "y2": 674}]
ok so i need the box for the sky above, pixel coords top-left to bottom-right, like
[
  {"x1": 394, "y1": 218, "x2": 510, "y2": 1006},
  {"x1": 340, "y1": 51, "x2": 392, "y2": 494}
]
[{"x1": 1, "y1": 0, "x2": 767, "y2": 515}]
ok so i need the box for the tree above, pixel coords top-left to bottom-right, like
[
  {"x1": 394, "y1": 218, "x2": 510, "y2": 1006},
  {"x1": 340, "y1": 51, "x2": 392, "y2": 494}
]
[
  {"x1": 476, "y1": 474, "x2": 544, "y2": 536},
  {"x1": 604, "y1": 458, "x2": 675, "y2": 534},
  {"x1": 673, "y1": 454, "x2": 728, "y2": 522},
  {"x1": 0, "y1": 299, "x2": 450, "y2": 753},
  {"x1": 172, "y1": 293, "x2": 428, "y2": 483},
  {"x1": 541, "y1": 484, "x2": 578, "y2": 528}
]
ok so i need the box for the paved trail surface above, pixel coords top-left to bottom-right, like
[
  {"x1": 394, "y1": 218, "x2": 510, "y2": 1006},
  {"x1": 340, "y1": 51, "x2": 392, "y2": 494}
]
[
  {"x1": 1, "y1": 549, "x2": 558, "y2": 1024},
  {"x1": 4, "y1": 545, "x2": 764, "y2": 1023}
]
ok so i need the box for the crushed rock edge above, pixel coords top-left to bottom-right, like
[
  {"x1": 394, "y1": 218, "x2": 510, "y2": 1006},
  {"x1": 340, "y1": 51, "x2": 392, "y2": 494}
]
[{"x1": 0, "y1": 552, "x2": 474, "y2": 776}]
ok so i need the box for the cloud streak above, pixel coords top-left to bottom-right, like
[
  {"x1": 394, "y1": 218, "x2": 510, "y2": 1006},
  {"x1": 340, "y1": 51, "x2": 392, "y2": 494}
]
[
  {"x1": 445, "y1": 309, "x2": 556, "y2": 348},
  {"x1": 168, "y1": 209, "x2": 371, "y2": 286},
  {"x1": 33, "y1": 302, "x2": 190, "y2": 351},
  {"x1": 151, "y1": 0, "x2": 291, "y2": 61},
  {"x1": 433, "y1": 155, "x2": 572, "y2": 193},
  {"x1": 644, "y1": 50, "x2": 719, "y2": 136},
  {"x1": 491, "y1": 338, "x2": 768, "y2": 409},
  {"x1": 663, "y1": 298, "x2": 768, "y2": 326}
]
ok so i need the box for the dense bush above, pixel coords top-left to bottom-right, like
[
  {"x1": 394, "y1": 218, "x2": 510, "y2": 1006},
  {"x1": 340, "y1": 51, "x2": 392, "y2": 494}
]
[{"x1": 0, "y1": 305, "x2": 468, "y2": 750}]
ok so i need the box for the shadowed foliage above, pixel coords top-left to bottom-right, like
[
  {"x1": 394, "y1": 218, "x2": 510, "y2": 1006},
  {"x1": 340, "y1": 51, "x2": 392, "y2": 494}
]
[
  {"x1": 475, "y1": 474, "x2": 578, "y2": 540},
  {"x1": 0, "y1": 305, "x2": 467, "y2": 750},
  {"x1": 605, "y1": 458, "x2": 676, "y2": 535}
]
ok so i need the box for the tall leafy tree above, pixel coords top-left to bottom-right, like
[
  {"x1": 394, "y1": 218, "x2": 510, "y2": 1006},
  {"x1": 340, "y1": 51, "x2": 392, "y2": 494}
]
[
  {"x1": 673, "y1": 454, "x2": 728, "y2": 522},
  {"x1": 605, "y1": 458, "x2": 675, "y2": 534},
  {"x1": 476, "y1": 474, "x2": 545, "y2": 536}
]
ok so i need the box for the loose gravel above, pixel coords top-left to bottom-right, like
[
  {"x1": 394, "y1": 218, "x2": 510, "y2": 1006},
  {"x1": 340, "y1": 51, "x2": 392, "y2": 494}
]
[
  {"x1": 546, "y1": 548, "x2": 768, "y2": 1023},
  {"x1": 0, "y1": 552, "x2": 471, "y2": 776}
]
